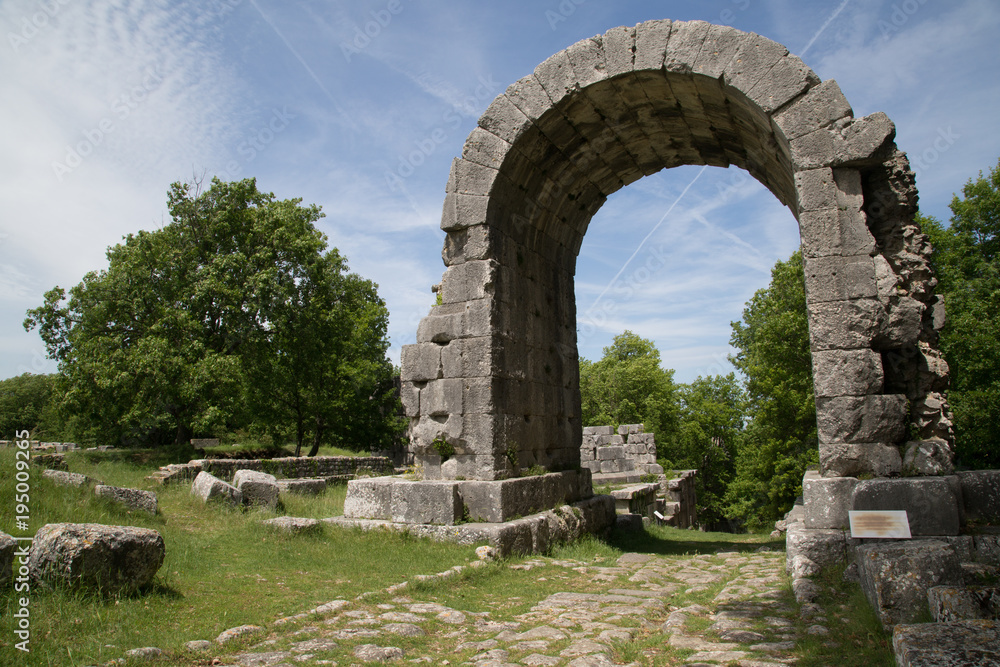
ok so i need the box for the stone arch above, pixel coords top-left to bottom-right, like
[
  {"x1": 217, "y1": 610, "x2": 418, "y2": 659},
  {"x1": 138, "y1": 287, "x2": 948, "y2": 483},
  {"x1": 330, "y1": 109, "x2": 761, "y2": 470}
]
[{"x1": 400, "y1": 19, "x2": 953, "y2": 482}]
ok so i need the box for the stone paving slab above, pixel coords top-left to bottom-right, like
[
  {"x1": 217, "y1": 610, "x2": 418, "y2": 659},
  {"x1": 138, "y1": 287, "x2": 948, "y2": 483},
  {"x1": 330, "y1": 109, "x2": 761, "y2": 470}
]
[{"x1": 192, "y1": 547, "x2": 815, "y2": 666}]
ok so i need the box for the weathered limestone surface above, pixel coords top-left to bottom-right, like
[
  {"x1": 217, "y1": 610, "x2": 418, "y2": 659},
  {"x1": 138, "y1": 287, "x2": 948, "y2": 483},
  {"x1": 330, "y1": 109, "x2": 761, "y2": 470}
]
[
  {"x1": 28, "y1": 523, "x2": 164, "y2": 595},
  {"x1": 191, "y1": 471, "x2": 242, "y2": 507},
  {"x1": 856, "y1": 540, "x2": 963, "y2": 629},
  {"x1": 0, "y1": 530, "x2": 14, "y2": 588},
  {"x1": 958, "y1": 470, "x2": 1000, "y2": 524},
  {"x1": 233, "y1": 469, "x2": 279, "y2": 509},
  {"x1": 852, "y1": 477, "x2": 960, "y2": 536},
  {"x1": 803, "y1": 471, "x2": 856, "y2": 529},
  {"x1": 893, "y1": 620, "x2": 1000, "y2": 666},
  {"x1": 42, "y1": 469, "x2": 95, "y2": 487},
  {"x1": 276, "y1": 478, "x2": 327, "y2": 495},
  {"x1": 94, "y1": 485, "x2": 158, "y2": 514},
  {"x1": 928, "y1": 586, "x2": 1000, "y2": 622}
]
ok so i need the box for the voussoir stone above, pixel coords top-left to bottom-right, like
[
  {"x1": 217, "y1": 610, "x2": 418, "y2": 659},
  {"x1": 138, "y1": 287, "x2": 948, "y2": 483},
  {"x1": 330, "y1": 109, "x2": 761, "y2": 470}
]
[{"x1": 28, "y1": 523, "x2": 164, "y2": 595}]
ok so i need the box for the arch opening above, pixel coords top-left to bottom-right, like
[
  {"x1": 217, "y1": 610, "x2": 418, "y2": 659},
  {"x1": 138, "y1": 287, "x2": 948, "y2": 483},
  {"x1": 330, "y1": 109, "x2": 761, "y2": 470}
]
[{"x1": 401, "y1": 19, "x2": 953, "y2": 483}]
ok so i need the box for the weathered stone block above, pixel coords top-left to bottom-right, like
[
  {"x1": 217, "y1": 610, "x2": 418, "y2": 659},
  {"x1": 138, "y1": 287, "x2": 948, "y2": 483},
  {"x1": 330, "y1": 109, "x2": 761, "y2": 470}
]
[
  {"x1": 262, "y1": 516, "x2": 322, "y2": 535},
  {"x1": 893, "y1": 620, "x2": 1000, "y2": 666},
  {"x1": 400, "y1": 343, "x2": 442, "y2": 382},
  {"x1": 233, "y1": 469, "x2": 279, "y2": 510},
  {"x1": 785, "y1": 523, "x2": 846, "y2": 571},
  {"x1": 773, "y1": 79, "x2": 853, "y2": 141},
  {"x1": 445, "y1": 157, "x2": 500, "y2": 197},
  {"x1": 94, "y1": 485, "x2": 158, "y2": 514},
  {"x1": 440, "y1": 192, "x2": 490, "y2": 232},
  {"x1": 974, "y1": 535, "x2": 1000, "y2": 566},
  {"x1": 808, "y1": 298, "x2": 885, "y2": 350},
  {"x1": 958, "y1": 470, "x2": 1000, "y2": 525},
  {"x1": 421, "y1": 378, "x2": 463, "y2": 417},
  {"x1": 857, "y1": 540, "x2": 963, "y2": 629},
  {"x1": 276, "y1": 478, "x2": 327, "y2": 495},
  {"x1": 42, "y1": 469, "x2": 95, "y2": 487},
  {"x1": 835, "y1": 112, "x2": 895, "y2": 166},
  {"x1": 819, "y1": 442, "x2": 902, "y2": 478},
  {"x1": 633, "y1": 18, "x2": 673, "y2": 70},
  {"x1": 816, "y1": 394, "x2": 908, "y2": 443},
  {"x1": 803, "y1": 254, "x2": 878, "y2": 303},
  {"x1": 597, "y1": 445, "x2": 624, "y2": 461},
  {"x1": 29, "y1": 523, "x2": 165, "y2": 595},
  {"x1": 390, "y1": 480, "x2": 463, "y2": 525},
  {"x1": 0, "y1": 531, "x2": 14, "y2": 588},
  {"x1": 928, "y1": 586, "x2": 1000, "y2": 622},
  {"x1": 811, "y1": 349, "x2": 884, "y2": 397},
  {"x1": 803, "y1": 471, "x2": 856, "y2": 529},
  {"x1": 902, "y1": 439, "x2": 955, "y2": 476},
  {"x1": 342, "y1": 477, "x2": 395, "y2": 520},
  {"x1": 191, "y1": 471, "x2": 242, "y2": 507},
  {"x1": 852, "y1": 477, "x2": 960, "y2": 536},
  {"x1": 745, "y1": 53, "x2": 818, "y2": 113},
  {"x1": 439, "y1": 259, "x2": 497, "y2": 304}
]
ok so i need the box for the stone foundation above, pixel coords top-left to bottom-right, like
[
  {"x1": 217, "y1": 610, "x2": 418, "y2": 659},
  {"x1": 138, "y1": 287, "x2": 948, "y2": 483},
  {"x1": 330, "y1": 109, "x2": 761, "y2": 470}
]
[
  {"x1": 344, "y1": 469, "x2": 593, "y2": 526},
  {"x1": 148, "y1": 456, "x2": 394, "y2": 485}
]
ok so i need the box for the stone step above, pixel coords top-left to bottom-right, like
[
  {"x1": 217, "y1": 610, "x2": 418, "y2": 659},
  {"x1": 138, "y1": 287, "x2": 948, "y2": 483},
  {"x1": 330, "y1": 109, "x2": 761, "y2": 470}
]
[
  {"x1": 928, "y1": 585, "x2": 1000, "y2": 622},
  {"x1": 893, "y1": 620, "x2": 999, "y2": 666}
]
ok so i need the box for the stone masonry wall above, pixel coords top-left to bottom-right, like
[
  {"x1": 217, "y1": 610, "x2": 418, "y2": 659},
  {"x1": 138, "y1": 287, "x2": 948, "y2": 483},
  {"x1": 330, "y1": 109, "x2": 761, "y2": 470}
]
[
  {"x1": 580, "y1": 424, "x2": 663, "y2": 476},
  {"x1": 150, "y1": 456, "x2": 394, "y2": 485}
]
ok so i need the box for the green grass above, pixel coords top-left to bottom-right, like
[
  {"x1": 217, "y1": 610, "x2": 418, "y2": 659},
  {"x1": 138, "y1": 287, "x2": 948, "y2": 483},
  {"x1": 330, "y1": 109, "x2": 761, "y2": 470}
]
[
  {"x1": 0, "y1": 448, "x2": 896, "y2": 666},
  {"x1": 0, "y1": 448, "x2": 475, "y2": 666}
]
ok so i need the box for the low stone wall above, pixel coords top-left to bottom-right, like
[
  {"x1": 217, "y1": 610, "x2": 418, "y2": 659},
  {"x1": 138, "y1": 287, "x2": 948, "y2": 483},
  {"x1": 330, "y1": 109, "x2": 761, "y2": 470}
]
[
  {"x1": 664, "y1": 470, "x2": 697, "y2": 529},
  {"x1": 149, "y1": 456, "x2": 394, "y2": 485},
  {"x1": 580, "y1": 424, "x2": 663, "y2": 477}
]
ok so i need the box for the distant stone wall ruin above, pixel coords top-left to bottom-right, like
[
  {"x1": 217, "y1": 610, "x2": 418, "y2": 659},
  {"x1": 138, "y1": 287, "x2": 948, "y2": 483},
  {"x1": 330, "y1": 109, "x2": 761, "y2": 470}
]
[{"x1": 580, "y1": 424, "x2": 663, "y2": 477}]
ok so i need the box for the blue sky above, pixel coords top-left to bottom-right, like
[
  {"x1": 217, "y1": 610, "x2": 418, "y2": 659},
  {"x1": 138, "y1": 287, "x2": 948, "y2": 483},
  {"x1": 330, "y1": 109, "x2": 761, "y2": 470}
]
[{"x1": 2, "y1": 0, "x2": 998, "y2": 383}]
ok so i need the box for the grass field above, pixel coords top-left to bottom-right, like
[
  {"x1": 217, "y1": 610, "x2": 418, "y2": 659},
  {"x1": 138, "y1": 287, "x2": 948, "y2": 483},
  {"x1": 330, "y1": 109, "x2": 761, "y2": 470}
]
[{"x1": 0, "y1": 447, "x2": 895, "y2": 666}]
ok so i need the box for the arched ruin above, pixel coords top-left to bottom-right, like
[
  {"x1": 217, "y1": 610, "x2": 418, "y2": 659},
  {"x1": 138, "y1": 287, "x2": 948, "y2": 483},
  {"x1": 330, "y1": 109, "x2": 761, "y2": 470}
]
[{"x1": 398, "y1": 18, "x2": 953, "y2": 483}]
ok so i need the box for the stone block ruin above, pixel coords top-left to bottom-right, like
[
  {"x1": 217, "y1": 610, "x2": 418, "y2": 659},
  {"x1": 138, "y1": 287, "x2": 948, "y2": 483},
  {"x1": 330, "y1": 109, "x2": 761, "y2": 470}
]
[
  {"x1": 581, "y1": 424, "x2": 696, "y2": 529},
  {"x1": 580, "y1": 424, "x2": 663, "y2": 480}
]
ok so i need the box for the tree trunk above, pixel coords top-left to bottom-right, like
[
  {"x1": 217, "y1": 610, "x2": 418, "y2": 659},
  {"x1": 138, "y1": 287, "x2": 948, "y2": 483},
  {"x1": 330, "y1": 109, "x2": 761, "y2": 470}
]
[
  {"x1": 307, "y1": 419, "x2": 324, "y2": 457},
  {"x1": 175, "y1": 422, "x2": 192, "y2": 446}
]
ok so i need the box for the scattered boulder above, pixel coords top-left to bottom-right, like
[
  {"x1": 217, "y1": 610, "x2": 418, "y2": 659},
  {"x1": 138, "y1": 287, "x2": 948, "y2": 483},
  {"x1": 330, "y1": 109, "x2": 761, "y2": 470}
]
[
  {"x1": 125, "y1": 647, "x2": 162, "y2": 660},
  {"x1": 185, "y1": 640, "x2": 213, "y2": 652},
  {"x1": 28, "y1": 523, "x2": 164, "y2": 595},
  {"x1": 215, "y1": 624, "x2": 265, "y2": 644},
  {"x1": 0, "y1": 530, "x2": 15, "y2": 587},
  {"x1": 191, "y1": 471, "x2": 242, "y2": 506},
  {"x1": 42, "y1": 469, "x2": 95, "y2": 487},
  {"x1": 94, "y1": 485, "x2": 158, "y2": 514},
  {"x1": 233, "y1": 469, "x2": 279, "y2": 509},
  {"x1": 261, "y1": 516, "x2": 321, "y2": 534},
  {"x1": 354, "y1": 644, "x2": 404, "y2": 662}
]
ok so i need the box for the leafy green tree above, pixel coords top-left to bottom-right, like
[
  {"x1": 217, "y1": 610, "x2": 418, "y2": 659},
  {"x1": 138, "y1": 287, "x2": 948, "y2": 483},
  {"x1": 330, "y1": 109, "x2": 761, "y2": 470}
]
[
  {"x1": 0, "y1": 373, "x2": 61, "y2": 440},
  {"x1": 725, "y1": 250, "x2": 817, "y2": 529},
  {"x1": 579, "y1": 331, "x2": 679, "y2": 450},
  {"x1": 25, "y1": 177, "x2": 399, "y2": 452},
  {"x1": 672, "y1": 374, "x2": 745, "y2": 528},
  {"x1": 921, "y1": 157, "x2": 1000, "y2": 468}
]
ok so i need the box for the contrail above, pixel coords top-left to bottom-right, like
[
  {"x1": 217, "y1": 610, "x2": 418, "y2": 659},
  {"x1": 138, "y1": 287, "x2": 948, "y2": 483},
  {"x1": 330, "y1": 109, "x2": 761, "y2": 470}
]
[
  {"x1": 589, "y1": 164, "x2": 708, "y2": 309},
  {"x1": 800, "y1": 0, "x2": 851, "y2": 57}
]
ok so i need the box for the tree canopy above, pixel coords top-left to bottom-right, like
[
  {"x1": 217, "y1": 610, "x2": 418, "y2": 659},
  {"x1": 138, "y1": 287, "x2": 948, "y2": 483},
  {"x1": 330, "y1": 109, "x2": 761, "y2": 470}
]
[
  {"x1": 725, "y1": 250, "x2": 817, "y2": 528},
  {"x1": 579, "y1": 330, "x2": 680, "y2": 451},
  {"x1": 24, "y1": 177, "x2": 400, "y2": 453},
  {"x1": 921, "y1": 157, "x2": 1000, "y2": 468}
]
